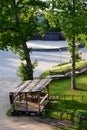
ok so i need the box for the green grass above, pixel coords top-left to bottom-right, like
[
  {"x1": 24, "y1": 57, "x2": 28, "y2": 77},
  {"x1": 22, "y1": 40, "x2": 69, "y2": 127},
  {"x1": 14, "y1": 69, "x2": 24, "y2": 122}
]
[
  {"x1": 6, "y1": 109, "x2": 13, "y2": 117},
  {"x1": 49, "y1": 74, "x2": 87, "y2": 96},
  {"x1": 76, "y1": 61, "x2": 87, "y2": 68},
  {"x1": 40, "y1": 70, "x2": 49, "y2": 78},
  {"x1": 50, "y1": 64, "x2": 71, "y2": 72},
  {"x1": 53, "y1": 125, "x2": 87, "y2": 130},
  {"x1": 44, "y1": 73, "x2": 87, "y2": 130},
  {"x1": 46, "y1": 100, "x2": 87, "y2": 119},
  {"x1": 40, "y1": 62, "x2": 87, "y2": 130},
  {"x1": 50, "y1": 61, "x2": 87, "y2": 73},
  {"x1": 40, "y1": 61, "x2": 87, "y2": 78},
  {"x1": 53, "y1": 61, "x2": 87, "y2": 68}
]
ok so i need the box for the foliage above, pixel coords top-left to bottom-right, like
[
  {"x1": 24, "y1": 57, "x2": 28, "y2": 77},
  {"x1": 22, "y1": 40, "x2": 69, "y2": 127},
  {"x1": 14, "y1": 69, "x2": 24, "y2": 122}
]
[
  {"x1": 17, "y1": 62, "x2": 32, "y2": 81},
  {"x1": 45, "y1": 0, "x2": 87, "y2": 89},
  {"x1": 0, "y1": 0, "x2": 47, "y2": 81},
  {"x1": 17, "y1": 60, "x2": 38, "y2": 81},
  {"x1": 6, "y1": 109, "x2": 13, "y2": 117},
  {"x1": 68, "y1": 45, "x2": 82, "y2": 62},
  {"x1": 54, "y1": 0, "x2": 87, "y2": 42},
  {"x1": 45, "y1": 10, "x2": 61, "y2": 31}
]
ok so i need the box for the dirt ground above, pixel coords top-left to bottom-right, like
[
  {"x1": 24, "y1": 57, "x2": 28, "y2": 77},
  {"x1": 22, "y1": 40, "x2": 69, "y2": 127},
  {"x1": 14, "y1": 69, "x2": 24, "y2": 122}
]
[{"x1": 0, "y1": 77, "x2": 53, "y2": 130}]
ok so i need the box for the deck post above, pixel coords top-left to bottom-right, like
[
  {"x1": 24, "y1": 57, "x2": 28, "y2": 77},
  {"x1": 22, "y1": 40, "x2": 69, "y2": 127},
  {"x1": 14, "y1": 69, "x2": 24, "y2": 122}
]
[
  {"x1": 25, "y1": 93, "x2": 28, "y2": 110},
  {"x1": 46, "y1": 85, "x2": 49, "y2": 99},
  {"x1": 19, "y1": 93, "x2": 22, "y2": 102},
  {"x1": 38, "y1": 92, "x2": 41, "y2": 114},
  {"x1": 9, "y1": 93, "x2": 15, "y2": 110}
]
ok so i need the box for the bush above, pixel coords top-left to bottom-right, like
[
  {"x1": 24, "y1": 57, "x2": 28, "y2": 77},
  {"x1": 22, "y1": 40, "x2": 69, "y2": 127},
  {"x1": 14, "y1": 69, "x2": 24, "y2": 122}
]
[{"x1": 17, "y1": 62, "x2": 33, "y2": 81}]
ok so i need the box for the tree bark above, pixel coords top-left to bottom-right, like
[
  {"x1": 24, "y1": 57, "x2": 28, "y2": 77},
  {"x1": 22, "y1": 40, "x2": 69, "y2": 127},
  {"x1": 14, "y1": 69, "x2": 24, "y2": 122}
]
[
  {"x1": 22, "y1": 43, "x2": 33, "y2": 80},
  {"x1": 71, "y1": 36, "x2": 76, "y2": 90},
  {"x1": 13, "y1": 0, "x2": 33, "y2": 80}
]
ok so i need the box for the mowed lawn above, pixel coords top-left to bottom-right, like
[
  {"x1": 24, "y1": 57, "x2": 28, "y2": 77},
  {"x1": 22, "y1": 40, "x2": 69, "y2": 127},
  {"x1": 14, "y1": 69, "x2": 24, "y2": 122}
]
[
  {"x1": 44, "y1": 74, "x2": 87, "y2": 130},
  {"x1": 49, "y1": 73, "x2": 87, "y2": 96}
]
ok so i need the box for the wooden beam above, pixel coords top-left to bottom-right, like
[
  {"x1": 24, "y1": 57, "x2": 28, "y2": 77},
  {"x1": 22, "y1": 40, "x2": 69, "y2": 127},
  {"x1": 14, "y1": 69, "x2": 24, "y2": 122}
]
[
  {"x1": 25, "y1": 93, "x2": 28, "y2": 110},
  {"x1": 46, "y1": 85, "x2": 49, "y2": 99},
  {"x1": 38, "y1": 92, "x2": 41, "y2": 113},
  {"x1": 9, "y1": 93, "x2": 15, "y2": 110},
  {"x1": 9, "y1": 93, "x2": 13, "y2": 104},
  {"x1": 40, "y1": 94, "x2": 49, "y2": 105}
]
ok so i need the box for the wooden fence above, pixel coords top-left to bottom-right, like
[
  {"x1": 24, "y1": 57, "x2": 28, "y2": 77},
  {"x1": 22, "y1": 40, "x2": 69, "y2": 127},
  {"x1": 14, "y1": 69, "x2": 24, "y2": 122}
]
[
  {"x1": 42, "y1": 109, "x2": 87, "y2": 126},
  {"x1": 41, "y1": 95, "x2": 87, "y2": 125},
  {"x1": 50, "y1": 95, "x2": 87, "y2": 102},
  {"x1": 42, "y1": 109, "x2": 78, "y2": 122}
]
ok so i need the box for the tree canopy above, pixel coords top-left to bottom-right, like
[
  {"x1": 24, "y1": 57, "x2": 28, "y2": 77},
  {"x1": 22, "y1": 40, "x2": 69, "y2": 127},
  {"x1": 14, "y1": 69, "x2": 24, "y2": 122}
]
[
  {"x1": 45, "y1": 0, "x2": 87, "y2": 89},
  {"x1": 0, "y1": 0, "x2": 47, "y2": 81}
]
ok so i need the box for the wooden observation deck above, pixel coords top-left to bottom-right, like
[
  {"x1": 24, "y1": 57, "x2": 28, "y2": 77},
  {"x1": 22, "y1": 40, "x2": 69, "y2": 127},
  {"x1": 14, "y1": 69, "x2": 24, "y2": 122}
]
[{"x1": 9, "y1": 78, "x2": 52, "y2": 115}]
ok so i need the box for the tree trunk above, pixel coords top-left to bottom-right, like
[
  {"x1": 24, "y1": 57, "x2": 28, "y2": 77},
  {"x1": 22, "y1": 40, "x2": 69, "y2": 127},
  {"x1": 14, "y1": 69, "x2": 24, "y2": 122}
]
[
  {"x1": 22, "y1": 43, "x2": 33, "y2": 80},
  {"x1": 13, "y1": 0, "x2": 33, "y2": 80},
  {"x1": 71, "y1": 36, "x2": 76, "y2": 90}
]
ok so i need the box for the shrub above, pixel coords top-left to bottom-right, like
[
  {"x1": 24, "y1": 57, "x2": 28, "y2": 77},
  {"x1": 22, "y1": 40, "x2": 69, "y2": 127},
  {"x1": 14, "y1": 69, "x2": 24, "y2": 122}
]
[
  {"x1": 17, "y1": 63, "x2": 32, "y2": 81},
  {"x1": 17, "y1": 60, "x2": 37, "y2": 81}
]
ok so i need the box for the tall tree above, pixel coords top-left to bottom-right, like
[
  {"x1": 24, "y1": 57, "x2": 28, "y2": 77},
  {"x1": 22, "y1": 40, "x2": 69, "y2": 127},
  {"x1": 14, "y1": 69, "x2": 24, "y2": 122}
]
[
  {"x1": 45, "y1": 0, "x2": 87, "y2": 90},
  {"x1": 0, "y1": 0, "x2": 46, "y2": 81}
]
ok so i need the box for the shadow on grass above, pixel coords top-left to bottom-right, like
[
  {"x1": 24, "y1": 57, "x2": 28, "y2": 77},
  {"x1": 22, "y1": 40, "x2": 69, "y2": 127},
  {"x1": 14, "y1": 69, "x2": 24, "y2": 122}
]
[
  {"x1": 46, "y1": 100, "x2": 87, "y2": 130},
  {"x1": 47, "y1": 100, "x2": 87, "y2": 112},
  {"x1": 76, "y1": 87, "x2": 87, "y2": 92},
  {"x1": 55, "y1": 126, "x2": 87, "y2": 130}
]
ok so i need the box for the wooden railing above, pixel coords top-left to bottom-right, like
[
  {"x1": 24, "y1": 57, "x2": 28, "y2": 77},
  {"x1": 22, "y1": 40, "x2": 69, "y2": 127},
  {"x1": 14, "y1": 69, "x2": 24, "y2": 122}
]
[
  {"x1": 50, "y1": 95, "x2": 87, "y2": 102},
  {"x1": 40, "y1": 94, "x2": 49, "y2": 105}
]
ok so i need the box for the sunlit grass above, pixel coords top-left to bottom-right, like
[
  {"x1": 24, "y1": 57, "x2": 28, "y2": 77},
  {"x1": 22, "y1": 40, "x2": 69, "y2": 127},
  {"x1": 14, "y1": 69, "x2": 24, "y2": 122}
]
[
  {"x1": 44, "y1": 74, "x2": 87, "y2": 130},
  {"x1": 50, "y1": 61, "x2": 87, "y2": 73},
  {"x1": 49, "y1": 74, "x2": 87, "y2": 96}
]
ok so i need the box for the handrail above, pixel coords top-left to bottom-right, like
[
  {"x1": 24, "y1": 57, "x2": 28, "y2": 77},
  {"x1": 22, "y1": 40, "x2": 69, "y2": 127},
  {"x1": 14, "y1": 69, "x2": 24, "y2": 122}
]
[{"x1": 40, "y1": 94, "x2": 48, "y2": 105}]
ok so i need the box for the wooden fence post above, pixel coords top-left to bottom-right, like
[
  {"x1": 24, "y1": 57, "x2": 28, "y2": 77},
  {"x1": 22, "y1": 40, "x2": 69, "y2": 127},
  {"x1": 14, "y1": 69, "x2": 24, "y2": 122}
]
[{"x1": 82, "y1": 95, "x2": 83, "y2": 102}]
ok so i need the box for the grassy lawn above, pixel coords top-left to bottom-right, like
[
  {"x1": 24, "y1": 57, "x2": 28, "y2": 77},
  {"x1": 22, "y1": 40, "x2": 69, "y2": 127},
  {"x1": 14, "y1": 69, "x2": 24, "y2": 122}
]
[
  {"x1": 40, "y1": 61, "x2": 87, "y2": 78},
  {"x1": 49, "y1": 74, "x2": 87, "y2": 96},
  {"x1": 49, "y1": 61, "x2": 87, "y2": 73},
  {"x1": 43, "y1": 73, "x2": 87, "y2": 130},
  {"x1": 53, "y1": 125, "x2": 87, "y2": 130},
  {"x1": 39, "y1": 61, "x2": 87, "y2": 129}
]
